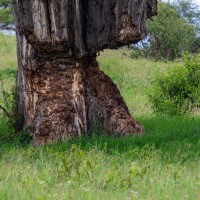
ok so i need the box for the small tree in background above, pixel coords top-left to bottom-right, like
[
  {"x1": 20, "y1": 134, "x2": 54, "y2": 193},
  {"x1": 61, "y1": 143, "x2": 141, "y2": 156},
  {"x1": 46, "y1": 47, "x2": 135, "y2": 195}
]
[
  {"x1": 147, "y1": 2, "x2": 195, "y2": 60},
  {"x1": 174, "y1": 0, "x2": 200, "y2": 53},
  {"x1": 131, "y1": 1, "x2": 199, "y2": 61},
  {"x1": 0, "y1": 0, "x2": 13, "y2": 25},
  {"x1": 0, "y1": 0, "x2": 10, "y2": 7},
  {"x1": 174, "y1": 0, "x2": 200, "y2": 33}
]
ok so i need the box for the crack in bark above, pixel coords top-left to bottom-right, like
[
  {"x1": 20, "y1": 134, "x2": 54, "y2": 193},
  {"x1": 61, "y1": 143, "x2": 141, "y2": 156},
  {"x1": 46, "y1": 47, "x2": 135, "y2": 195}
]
[{"x1": 46, "y1": 0, "x2": 52, "y2": 41}]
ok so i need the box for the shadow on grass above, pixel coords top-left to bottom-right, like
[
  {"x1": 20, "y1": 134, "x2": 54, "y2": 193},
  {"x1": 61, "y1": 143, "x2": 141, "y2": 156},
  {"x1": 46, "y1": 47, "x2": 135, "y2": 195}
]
[
  {"x1": 0, "y1": 115, "x2": 200, "y2": 163},
  {"x1": 51, "y1": 115, "x2": 200, "y2": 163}
]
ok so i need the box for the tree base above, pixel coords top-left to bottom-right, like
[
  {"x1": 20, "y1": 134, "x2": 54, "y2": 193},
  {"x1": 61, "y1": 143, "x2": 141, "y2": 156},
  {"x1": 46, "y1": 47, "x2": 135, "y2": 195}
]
[{"x1": 16, "y1": 54, "x2": 144, "y2": 145}]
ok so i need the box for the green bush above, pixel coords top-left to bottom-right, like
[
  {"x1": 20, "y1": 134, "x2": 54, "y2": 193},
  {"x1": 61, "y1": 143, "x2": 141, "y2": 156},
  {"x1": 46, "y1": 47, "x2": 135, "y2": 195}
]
[
  {"x1": 149, "y1": 54, "x2": 200, "y2": 115},
  {"x1": 0, "y1": 0, "x2": 13, "y2": 25},
  {"x1": 0, "y1": 7, "x2": 13, "y2": 25}
]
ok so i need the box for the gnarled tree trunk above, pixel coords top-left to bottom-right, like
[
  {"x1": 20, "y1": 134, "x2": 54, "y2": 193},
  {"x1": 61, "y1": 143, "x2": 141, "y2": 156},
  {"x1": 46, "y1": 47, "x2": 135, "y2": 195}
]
[{"x1": 13, "y1": 0, "x2": 157, "y2": 145}]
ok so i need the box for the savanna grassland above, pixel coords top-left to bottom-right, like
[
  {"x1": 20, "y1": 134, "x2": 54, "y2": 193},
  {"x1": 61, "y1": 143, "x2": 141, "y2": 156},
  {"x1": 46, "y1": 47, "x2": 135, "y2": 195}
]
[{"x1": 0, "y1": 34, "x2": 199, "y2": 200}]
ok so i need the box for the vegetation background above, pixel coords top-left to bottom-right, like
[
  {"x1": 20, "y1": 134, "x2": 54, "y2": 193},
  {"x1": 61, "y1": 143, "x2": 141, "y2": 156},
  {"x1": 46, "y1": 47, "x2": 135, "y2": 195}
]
[
  {"x1": 0, "y1": 0, "x2": 13, "y2": 25},
  {"x1": 0, "y1": 0, "x2": 200, "y2": 199},
  {"x1": 0, "y1": 33, "x2": 200, "y2": 200},
  {"x1": 131, "y1": 0, "x2": 200, "y2": 60}
]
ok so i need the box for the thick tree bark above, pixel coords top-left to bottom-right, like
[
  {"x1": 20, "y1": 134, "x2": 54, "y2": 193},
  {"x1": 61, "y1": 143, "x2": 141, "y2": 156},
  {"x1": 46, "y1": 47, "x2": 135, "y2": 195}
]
[{"x1": 13, "y1": 0, "x2": 157, "y2": 145}]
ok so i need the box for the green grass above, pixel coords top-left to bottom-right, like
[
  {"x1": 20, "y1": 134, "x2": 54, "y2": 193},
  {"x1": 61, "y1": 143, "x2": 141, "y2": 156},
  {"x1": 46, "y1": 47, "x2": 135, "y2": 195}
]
[
  {"x1": 0, "y1": 36, "x2": 200, "y2": 200},
  {"x1": 0, "y1": 34, "x2": 16, "y2": 69},
  {"x1": 98, "y1": 49, "x2": 175, "y2": 116},
  {"x1": 0, "y1": 34, "x2": 16, "y2": 98}
]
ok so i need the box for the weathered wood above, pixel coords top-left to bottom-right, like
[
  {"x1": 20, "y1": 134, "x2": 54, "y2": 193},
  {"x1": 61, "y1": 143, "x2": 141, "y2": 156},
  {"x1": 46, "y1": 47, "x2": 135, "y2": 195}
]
[
  {"x1": 13, "y1": 0, "x2": 157, "y2": 145},
  {"x1": 14, "y1": 0, "x2": 157, "y2": 56}
]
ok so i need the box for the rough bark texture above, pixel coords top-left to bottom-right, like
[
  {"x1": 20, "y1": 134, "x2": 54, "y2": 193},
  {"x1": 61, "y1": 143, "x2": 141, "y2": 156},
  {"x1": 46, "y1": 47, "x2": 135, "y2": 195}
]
[{"x1": 13, "y1": 0, "x2": 157, "y2": 145}]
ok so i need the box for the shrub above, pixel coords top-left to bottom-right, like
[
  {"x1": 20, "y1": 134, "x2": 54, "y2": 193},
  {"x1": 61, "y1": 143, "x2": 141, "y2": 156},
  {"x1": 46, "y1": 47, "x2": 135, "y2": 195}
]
[{"x1": 149, "y1": 54, "x2": 200, "y2": 115}]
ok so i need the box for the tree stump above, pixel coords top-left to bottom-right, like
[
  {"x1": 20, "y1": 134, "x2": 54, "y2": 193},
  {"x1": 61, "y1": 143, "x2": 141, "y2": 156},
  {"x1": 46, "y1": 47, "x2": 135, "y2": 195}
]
[{"x1": 13, "y1": 0, "x2": 157, "y2": 145}]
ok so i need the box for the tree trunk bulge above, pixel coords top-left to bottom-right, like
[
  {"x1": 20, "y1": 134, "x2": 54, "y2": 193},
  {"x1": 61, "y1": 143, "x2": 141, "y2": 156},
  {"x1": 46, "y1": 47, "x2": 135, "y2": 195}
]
[{"x1": 13, "y1": 0, "x2": 157, "y2": 145}]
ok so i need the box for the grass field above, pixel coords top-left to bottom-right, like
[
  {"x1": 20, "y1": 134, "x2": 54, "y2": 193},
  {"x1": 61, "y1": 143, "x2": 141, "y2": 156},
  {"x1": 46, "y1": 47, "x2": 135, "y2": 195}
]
[{"x1": 0, "y1": 34, "x2": 200, "y2": 200}]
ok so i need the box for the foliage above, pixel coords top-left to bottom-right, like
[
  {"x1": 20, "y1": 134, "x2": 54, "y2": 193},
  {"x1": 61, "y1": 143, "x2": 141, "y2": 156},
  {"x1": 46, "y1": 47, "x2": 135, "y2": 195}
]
[
  {"x1": 190, "y1": 37, "x2": 200, "y2": 54},
  {"x1": 0, "y1": 0, "x2": 10, "y2": 7},
  {"x1": 149, "y1": 54, "x2": 200, "y2": 115},
  {"x1": 173, "y1": 0, "x2": 200, "y2": 33},
  {"x1": 131, "y1": 1, "x2": 197, "y2": 61},
  {"x1": 174, "y1": 0, "x2": 200, "y2": 53},
  {"x1": 0, "y1": 0, "x2": 13, "y2": 25}
]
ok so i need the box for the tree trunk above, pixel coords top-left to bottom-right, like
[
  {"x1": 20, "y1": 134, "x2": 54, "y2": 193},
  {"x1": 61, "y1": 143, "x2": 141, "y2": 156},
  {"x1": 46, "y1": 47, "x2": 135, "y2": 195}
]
[{"x1": 13, "y1": 0, "x2": 157, "y2": 145}]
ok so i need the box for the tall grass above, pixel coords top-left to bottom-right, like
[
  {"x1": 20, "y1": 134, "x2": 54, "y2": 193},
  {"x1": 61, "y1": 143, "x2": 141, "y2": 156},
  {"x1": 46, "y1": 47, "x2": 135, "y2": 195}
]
[{"x1": 0, "y1": 36, "x2": 199, "y2": 200}]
